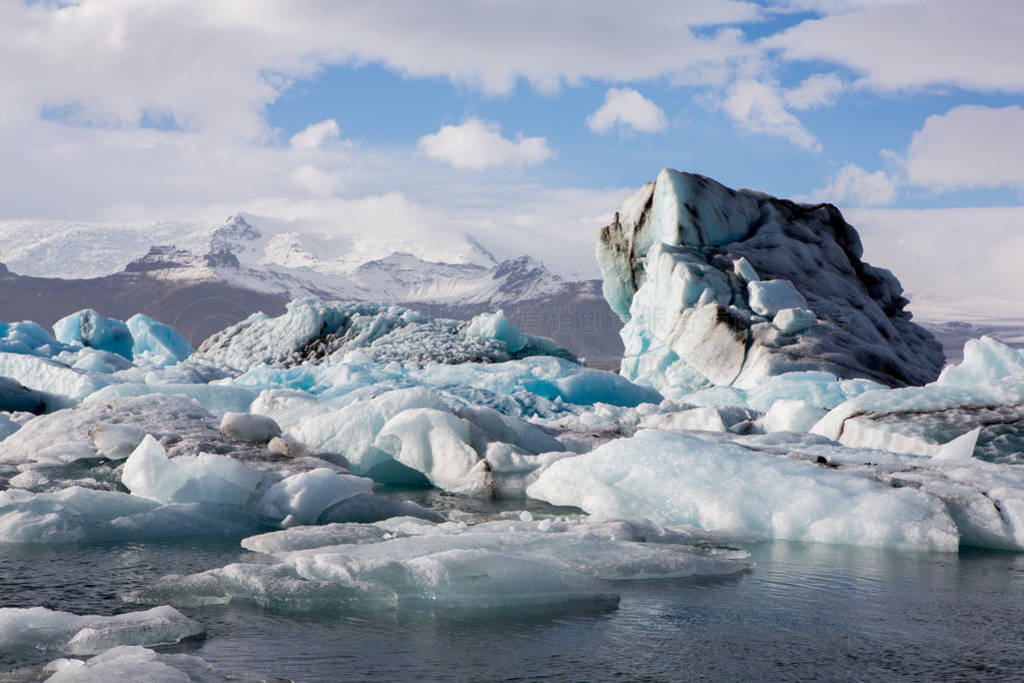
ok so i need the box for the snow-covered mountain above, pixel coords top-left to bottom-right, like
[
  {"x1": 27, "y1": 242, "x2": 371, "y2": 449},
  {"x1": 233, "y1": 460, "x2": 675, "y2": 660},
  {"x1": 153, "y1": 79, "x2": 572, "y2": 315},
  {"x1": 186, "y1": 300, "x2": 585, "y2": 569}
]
[
  {"x1": 0, "y1": 213, "x2": 497, "y2": 281},
  {"x1": 0, "y1": 214, "x2": 623, "y2": 363}
]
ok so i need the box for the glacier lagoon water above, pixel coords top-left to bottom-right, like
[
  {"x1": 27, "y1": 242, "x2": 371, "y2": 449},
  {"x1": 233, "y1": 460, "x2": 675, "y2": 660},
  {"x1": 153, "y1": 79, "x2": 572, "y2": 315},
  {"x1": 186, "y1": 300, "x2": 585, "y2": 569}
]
[{"x1": 4, "y1": 495, "x2": 1024, "y2": 681}]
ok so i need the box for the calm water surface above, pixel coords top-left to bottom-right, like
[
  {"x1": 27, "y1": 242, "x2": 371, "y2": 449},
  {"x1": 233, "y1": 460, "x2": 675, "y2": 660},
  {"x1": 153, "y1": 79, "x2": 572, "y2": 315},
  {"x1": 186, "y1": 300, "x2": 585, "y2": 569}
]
[{"x1": 3, "y1": 532, "x2": 1024, "y2": 680}]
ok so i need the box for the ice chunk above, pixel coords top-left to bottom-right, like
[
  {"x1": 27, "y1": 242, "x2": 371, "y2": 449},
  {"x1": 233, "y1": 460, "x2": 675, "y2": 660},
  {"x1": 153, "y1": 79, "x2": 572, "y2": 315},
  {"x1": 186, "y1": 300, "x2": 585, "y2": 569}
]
[
  {"x1": 733, "y1": 256, "x2": 759, "y2": 283},
  {"x1": 747, "y1": 279, "x2": 806, "y2": 317},
  {"x1": 126, "y1": 313, "x2": 194, "y2": 366},
  {"x1": 528, "y1": 429, "x2": 959, "y2": 551},
  {"x1": 0, "y1": 351, "x2": 109, "y2": 401},
  {"x1": 466, "y1": 310, "x2": 528, "y2": 353},
  {"x1": 89, "y1": 422, "x2": 147, "y2": 460},
  {"x1": 53, "y1": 309, "x2": 134, "y2": 360},
  {"x1": 129, "y1": 516, "x2": 750, "y2": 612},
  {"x1": 219, "y1": 411, "x2": 281, "y2": 443},
  {"x1": 756, "y1": 399, "x2": 827, "y2": 433},
  {"x1": 0, "y1": 320, "x2": 69, "y2": 357},
  {"x1": 772, "y1": 307, "x2": 815, "y2": 335},
  {"x1": 287, "y1": 387, "x2": 451, "y2": 475},
  {"x1": 0, "y1": 605, "x2": 202, "y2": 656},
  {"x1": 375, "y1": 408, "x2": 490, "y2": 496},
  {"x1": 933, "y1": 427, "x2": 980, "y2": 461},
  {"x1": 122, "y1": 435, "x2": 269, "y2": 507},
  {"x1": 0, "y1": 486, "x2": 271, "y2": 543},
  {"x1": 259, "y1": 468, "x2": 374, "y2": 527},
  {"x1": 936, "y1": 335, "x2": 1024, "y2": 387},
  {"x1": 44, "y1": 645, "x2": 224, "y2": 682}
]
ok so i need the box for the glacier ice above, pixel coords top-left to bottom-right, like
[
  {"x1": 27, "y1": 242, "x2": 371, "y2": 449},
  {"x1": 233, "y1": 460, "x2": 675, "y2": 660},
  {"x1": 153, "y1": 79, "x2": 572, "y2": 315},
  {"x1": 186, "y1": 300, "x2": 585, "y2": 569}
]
[
  {"x1": 219, "y1": 411, "x2": 281, "y2": 443},
  {"x1": 747, "y1": 279, "x2": 806, "y2": 317},
  {"x1": 126, "y1": 515, "x2": 750, "y2": 612},
  {"x1": 43, "y1": 646, "x2": 208, "y2": 683},
  {"x1": 597, "y1": 168, "x2": 944, "y2": 392},
  {"x1": 813, "y1": 337, "x2": 1024, "y2": 462},
  {"x1": 53, "y1": 309, "x2": 134, "y2": 360},
  {"x1": 0, "y1": 605, "x2": 202, "y2": 656},
  {"x1": 194, "y1": 298, "x2": 576, "y2": 372},
  {"x1": 0, "y1": 320, "x2": 70, "y2": 357},
  {"x1": 126, "y1": 313, "x2": 194, "y2": 366},
  {"x1": 527, "y1": 429, "x2": 960, "y2": 551}
]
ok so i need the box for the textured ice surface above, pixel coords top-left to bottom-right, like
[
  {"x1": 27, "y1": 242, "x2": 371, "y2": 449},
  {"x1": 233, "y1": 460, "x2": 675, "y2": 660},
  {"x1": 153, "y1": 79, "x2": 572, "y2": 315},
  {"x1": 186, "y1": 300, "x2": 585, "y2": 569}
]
[
  {"x1": 747, "y1": 279, "x2": 806, "y2": 317},
  {"x1": 466, "y1": 310, "x2": 528, "y2": 353},
  {"x1": 0, "y1": 351, "x2": 110, "y2": 401},
  {"x1": 814, "y1": 337, "x2": 1024, "y2": 462},
  {"x1": 0, "y1": 321, "x2": 70, "y2": 357},
  {"x1": 194, "y1": 298, "x2": 576, "y2": 372},
  {"x1": 127, "y1": 516, "x2": 750, "y2": 612},
  {"x1": 0, "y1": 606, "x2": 202, "y2": 657},
  {"x1": 43, "y1": 646, "x2": 227, "y2": 683},
  {"x1": 126, "y1": 313, "x2": 194, "y2": 366},
  {"x1": 53, "y1": 309, "x2": 134, "y2": 360},
  {"x1": 84, "y1": 382, "x2": 256, "y2": 417},
  {"x1": 528, "y1": 429, "x2": 960, "y2": 551},
  {"x1": 598, "y1": 169, "x2": 944, "y2": 392},
  {"x1": 219, "y1": 411, "x2": 281, "y2": 443}
]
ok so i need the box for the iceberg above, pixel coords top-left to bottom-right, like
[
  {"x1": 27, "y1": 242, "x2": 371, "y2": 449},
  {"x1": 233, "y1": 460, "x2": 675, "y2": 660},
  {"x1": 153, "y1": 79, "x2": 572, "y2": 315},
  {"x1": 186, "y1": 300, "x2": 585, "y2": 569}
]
[
  {"x1": 53, "y1": 309, "x2": 134, "y2": 360},
  {"x1": 126, "y1": 313, "x2": 194, "y2": 366},
  {"x1": 194, "y1": 298, "x2": 577, "y2": 372},
  {"x1": 598, "y1": 169, "x2": 944, "y2": 392}
]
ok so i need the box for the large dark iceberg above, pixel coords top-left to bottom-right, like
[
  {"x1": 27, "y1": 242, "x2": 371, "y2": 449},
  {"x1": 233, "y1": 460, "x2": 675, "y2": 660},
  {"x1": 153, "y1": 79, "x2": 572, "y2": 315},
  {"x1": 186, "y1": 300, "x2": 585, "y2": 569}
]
[{"x1": 597, "y1": 168, "x2": 945, "y2": 390}]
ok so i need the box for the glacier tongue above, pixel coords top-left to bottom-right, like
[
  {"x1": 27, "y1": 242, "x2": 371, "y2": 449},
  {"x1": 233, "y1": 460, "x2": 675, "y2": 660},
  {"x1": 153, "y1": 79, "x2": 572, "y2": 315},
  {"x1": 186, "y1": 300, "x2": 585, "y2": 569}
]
[{"x1": 598, "y1": 168, "x2": 944, "y2": 392}]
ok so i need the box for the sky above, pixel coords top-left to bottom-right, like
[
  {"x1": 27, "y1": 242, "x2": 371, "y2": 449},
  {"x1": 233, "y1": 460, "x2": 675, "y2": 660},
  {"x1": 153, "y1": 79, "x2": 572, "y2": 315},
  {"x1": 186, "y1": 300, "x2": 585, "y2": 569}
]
[{"x1": 1, "y1": 0, "x2": 1023, "y2": 307}]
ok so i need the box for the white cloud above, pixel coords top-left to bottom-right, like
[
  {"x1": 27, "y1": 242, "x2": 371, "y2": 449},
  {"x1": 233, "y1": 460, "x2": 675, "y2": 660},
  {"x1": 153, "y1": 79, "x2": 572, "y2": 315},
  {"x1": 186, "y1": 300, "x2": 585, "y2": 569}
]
[
  {"x1": 764, "y1": 0, "x2": 1024, "y2": 93},
  {"x1": 905, "y1": 105, "x2": 1024, "y2": 191},
  {"x1": 417, "y1": 119, "x2": 553, "y2": 170},
  {"x1": 0, "y1": 0, "x2": 762, "y2": 141},
  {"x1": 720, "y1": 79, "x2": 820, "y2": 150},
  {"x1": 586, "y1": 88, "x2": 668, "y2": 134},
  {"x1": 289, "y1": 119, "x2": 340, "y2": 150},
  {"x1": 847, "y1": 206, "x2": 1024, "y2": 308},
  {"x1": 290, "y1": 164, "x2": 341, "y2": 197},
  {"x1": 809, "y1": 163, "x2": 897, "y2": 206},
  {"x1": 784, "y1": 73, "x2": 843, "y2": 110}
]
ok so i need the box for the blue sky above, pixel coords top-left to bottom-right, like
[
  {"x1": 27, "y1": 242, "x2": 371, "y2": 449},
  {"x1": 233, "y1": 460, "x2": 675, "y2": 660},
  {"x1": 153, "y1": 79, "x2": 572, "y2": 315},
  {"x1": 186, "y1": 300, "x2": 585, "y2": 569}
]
[{"x1": 1, "y1": 0, "x2": 1022, "y2": 300}]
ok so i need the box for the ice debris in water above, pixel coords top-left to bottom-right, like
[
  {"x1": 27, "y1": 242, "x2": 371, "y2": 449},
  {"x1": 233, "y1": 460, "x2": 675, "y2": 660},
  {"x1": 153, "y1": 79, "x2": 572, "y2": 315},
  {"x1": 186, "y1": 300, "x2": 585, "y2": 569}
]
[
  {"x1": 0, "y1": 605, "x2": 202, "y2": 656},
  {"x1": 43, "y1": 645, "x2": 231, "y2": 683},
  {"x1": 194, "y1": 298, "x2": 577, "y2": 371},
  {"x1": 126, "y1": 516, "x2": 750, "y2": 612},
  {"x1": 597, "y1": 168, "x2": 944, "y2": 392}
]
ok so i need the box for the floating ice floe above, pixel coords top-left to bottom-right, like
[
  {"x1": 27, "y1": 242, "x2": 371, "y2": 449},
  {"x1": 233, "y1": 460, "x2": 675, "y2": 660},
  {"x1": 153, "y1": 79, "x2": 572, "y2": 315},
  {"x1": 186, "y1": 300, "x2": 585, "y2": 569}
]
[
  {"x1": 0, "y1": 605, "x2": 202, "y2": 656},
  {"x1": 598, "y1": 169, "x2": 944, "y2": 392},
  {"x1": 126, "y1": 516, "x2": 750, "y2": 612},
  {"x1": 43, "y1": 646, "x2": 228, "y2": 683}
]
